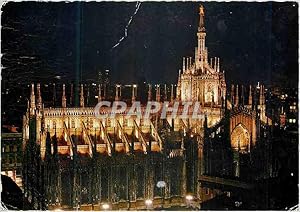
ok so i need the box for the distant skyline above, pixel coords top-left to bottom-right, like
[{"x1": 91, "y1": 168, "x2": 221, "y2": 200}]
[{"x1": 1, "y1": 2, "x2": 298, "y2": 87}]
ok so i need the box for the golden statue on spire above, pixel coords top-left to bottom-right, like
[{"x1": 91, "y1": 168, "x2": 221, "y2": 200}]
[
  {"x1": 198, "y1": 4, "x2": 205, "y2": 32},
  {"x1": 199, "y1": 4, "x2": 205, "y2": 16}
]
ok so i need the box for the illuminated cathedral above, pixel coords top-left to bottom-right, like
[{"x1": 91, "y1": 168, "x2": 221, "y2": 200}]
[{"x1": 22, "y1": 5, "x2": 274, "y2": 210}]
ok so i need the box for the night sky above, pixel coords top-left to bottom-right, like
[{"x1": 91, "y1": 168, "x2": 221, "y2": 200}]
[{"x1": 1, "y1": 2, "x2": 298, "y2": 87}]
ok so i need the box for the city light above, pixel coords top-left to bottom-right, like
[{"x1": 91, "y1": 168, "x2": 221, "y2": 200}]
[
  {"x1": 102, "y1": 203, "x2": 110, "y2": 210},
  {"x1": 156, "y1": 181, "x2": 166, "y2": 188},
  {"x1": 145, "y1": 199, "x2": 153, "y2": 209},
  {"x1": 186, "y1": 194, "x2": 194, "y2": 201},
  {"x1": 145, "y1": 199, "x2": 153, "y2": 206}
]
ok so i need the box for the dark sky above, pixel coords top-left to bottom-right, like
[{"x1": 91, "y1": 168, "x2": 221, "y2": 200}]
[{"x1": 1, "y1": 1, "x2": 298, "y2": 87}]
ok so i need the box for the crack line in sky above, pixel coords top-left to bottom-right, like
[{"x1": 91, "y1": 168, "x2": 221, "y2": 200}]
[{"x1": 110, "y1": 2, "x2": 141, "y2": 50}]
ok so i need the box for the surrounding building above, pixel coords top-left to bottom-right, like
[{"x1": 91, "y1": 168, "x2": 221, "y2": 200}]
[
  {"x1": 98, "y1": 69, "x2": 110, "y2": 99},
  {"x1": 22, "y1": 5, "x2": 275, "y2": 210},
  {"x1": 1, "y1": 132, "x2": 23, "y2": 188}
]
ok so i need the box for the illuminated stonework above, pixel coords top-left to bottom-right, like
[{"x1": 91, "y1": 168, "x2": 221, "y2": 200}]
[
  {"x1": 176, "y1": 5, "x2": 226, "y2": 104},
  {"x1": 22, "y1": 5, "x2": 272, "y2": 210},
  {"x1": 22, "y1": 5, "x2": 227, "y2": 162},
  {"x1": 231, "y1": 124, "x2": 250, "y2": 153}
]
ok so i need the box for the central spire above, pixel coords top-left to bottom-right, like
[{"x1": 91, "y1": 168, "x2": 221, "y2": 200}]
[{"x1": 196, "y1": 4, "x2": 208, "y2": 69}]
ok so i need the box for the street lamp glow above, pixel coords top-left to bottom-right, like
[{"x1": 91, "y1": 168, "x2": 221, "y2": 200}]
[
  {"x1": 102, "y1": 203, "x2": 110, "y2": 210},
  {"x1": 145, "y1": 199, "x2": 153, "y2": 206},
  {"x1": 186, "y1": 194, "x2": 194, "y2": 201},
  {"x1": 156, "y1": 180, "x2": 166, "y2": 188}
]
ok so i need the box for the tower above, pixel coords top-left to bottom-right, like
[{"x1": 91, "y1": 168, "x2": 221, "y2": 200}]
[
  {"x1": 196, "y1": 4, "x2": 208, "y2": 70},
  {"x1": 178, "y1": 4, "x2": 226, "y2": 103}
]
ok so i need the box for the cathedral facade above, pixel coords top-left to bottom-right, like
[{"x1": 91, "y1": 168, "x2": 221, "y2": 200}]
[{"x1": 22, "y1": 5, "x2": 273, "y2": 210}]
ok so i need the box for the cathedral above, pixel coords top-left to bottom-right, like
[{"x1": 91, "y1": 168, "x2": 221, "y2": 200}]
[{"x1": 22, "y1": 5, "x2": 274, "y2": 210}]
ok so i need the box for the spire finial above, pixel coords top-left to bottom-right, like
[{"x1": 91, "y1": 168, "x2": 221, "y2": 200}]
[
  {"x1": 70, "y1": 83, "x2": 73, "y2": 106},
  {"x1": 248, "y1": 85, "x2": 253, "y2": 106},
  {"x1": 198, "y1": 4, "x2": 205, "y2": 32},
  {"x1": 235, "y1": 85, "x2": 239, "y2": 106},
  {"x1": 262, "y1": 84, "x2": 265, "y2": 104},
  {"x1": 30, "y1": 83, "x2": 36, "y2": 115},
  {"x1": 115, "y1": 84, "x2": 121, "y2": 101},
  {"x1": 170, "y1": 84, "x2": 174, "y2": 102},
  {"x1": 214, "y1": 57, "x2": 217, "y2": 72},
  {"x1": 31, "y1": 83, "x2": 35, "y2": 95},
  {"x1": 199, "y1": 4, "x2": 205, "y2": 15},
  {"x1": 132, "y1": 84, "x2": 137, "y2": 102},
  {"x1": 148, "y1": 84, "x2": 152, "y2": 101},
  {"x1": 53, "y1": 83, "x2": 56, "y2": 107},
  {"x1": 156, "y1": 84, "x2": 161, "y2": 102},
  {"x1": 98, "y1": 84, "x2": 102, "y2": 102},
  {"x1": 164, "y1": 84, "x2": 167, "y2": 101},
  {"x1": 37, "y1": 83, "x2": 42, "y2": 109},
  {"x1": 231, "y1": 84, "x2": 235, "y2": 103},
  {"x1": 259, "y1": 84, "x2": 264, "y2": 105},
  {"x1": 80, "y1": 84, "x2": 84, "y2": 107},
  {"x1": 62, "y1": 84, "x2": 66, "y2": 108}
]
